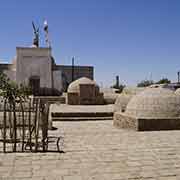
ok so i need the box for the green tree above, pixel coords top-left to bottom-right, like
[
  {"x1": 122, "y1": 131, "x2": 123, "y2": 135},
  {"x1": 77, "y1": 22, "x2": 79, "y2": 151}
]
[
  {"x1": 137, "y1": 80, "x2": 154, "y2": 87},
  {"x1": 156, "y1": 78, "x2": 171, "y2": 84},
  {"x1": 0, "y1": 72, "x2": 31, "y2": 102},
  {"x1": 0, "y1": 72, "x2": 32, "y2": 152}
]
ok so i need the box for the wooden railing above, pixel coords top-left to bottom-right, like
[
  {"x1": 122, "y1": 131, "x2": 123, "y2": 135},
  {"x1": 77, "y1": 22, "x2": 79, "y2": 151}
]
[{"x1": 0, "y1": 97, "x2": 63, "y2": 153}]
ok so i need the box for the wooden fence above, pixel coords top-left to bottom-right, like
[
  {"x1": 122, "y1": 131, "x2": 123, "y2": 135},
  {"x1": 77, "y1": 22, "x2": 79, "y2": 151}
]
[{"x1": 0, "y1": 97, "x2": 62, "y2": 153}]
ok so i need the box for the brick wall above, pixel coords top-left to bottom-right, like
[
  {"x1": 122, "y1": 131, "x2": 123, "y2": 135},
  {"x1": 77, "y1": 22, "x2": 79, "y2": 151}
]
[{"x1": 54, "y1": 65, "x2": 94, "y2": 91}]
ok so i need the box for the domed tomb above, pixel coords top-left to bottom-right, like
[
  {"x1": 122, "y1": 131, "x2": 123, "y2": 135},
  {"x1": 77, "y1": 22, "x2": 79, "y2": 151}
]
[
  {"x1": 67, "y1": 77, "x2": 104, "y2": 105},
  {"x1": 114, "y1": 87, "x2": 180, "y2": 131},
  {"x1": 126, "y1": 88, "x2": 180, "y2": 118},
  {"x1": 114, "y1": 86, "x2": 144, "y2": 112},
  {"x1": 175, "y1": 88, "x2": 180, "y2": 95},
  {"x1": 122, "y1": 86, "x2": 146, "y2": 95},
  {"x1": 101, "y1": 88, "x2": 119, "y2": 104},
  {"x1": 114, "y1": 94, "x2": 132, "y2": 112},
  {"x1": 68, "y1": 77, "x2": 97, "y2": 93}
]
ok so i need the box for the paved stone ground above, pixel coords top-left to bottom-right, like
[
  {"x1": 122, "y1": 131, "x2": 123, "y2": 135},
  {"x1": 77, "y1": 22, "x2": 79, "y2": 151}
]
[
  {"x1": 50, "y1": 104, "x2": 114, "y2": 113},
  {"x1": 1, "y1": 120, "x2": 180, "y2": 179}
]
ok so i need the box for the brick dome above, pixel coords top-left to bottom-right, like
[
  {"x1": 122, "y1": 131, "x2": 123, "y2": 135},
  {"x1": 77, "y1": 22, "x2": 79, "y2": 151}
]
[
  {"x1": 175, "y1": 88, "x2": 180, "y2": 95},
  {"x1": 125, "y1": 88, "x2": 180, "y2": 118},
  {"x1": 122, "y1": 87, "x2": 146, "y2": 95},
  {"x1": 114, "y1": 94, "x2": 132, "y2": 112},
  {"x1": 67, "y1": 77, "x2": 98, "y2": 93}
]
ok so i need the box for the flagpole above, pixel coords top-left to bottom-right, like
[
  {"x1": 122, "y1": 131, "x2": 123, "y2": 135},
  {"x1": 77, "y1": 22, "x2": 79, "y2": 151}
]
[{"x1": 44, "y1": 20, "x2": 51, "y2": 48}]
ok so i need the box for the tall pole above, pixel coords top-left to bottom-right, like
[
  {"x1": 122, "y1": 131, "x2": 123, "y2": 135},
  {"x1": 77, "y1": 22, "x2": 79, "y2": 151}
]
[
  {"x1": 44, "y1": 20, "x2": 51, "y2": 48},
  {"x1": 178, "y1": 71, "x2": 180, "y2": 83},
  {"x1": 72, "y1": 57, "x2": 75, "y2": 82},
  {"x1": 116, "y1": 75, "x2": 119, "y2": 88}
]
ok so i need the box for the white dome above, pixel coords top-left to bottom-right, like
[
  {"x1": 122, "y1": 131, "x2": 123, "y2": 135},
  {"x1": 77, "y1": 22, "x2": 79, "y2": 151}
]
[
  {"x1": 175, "y1": 88, "x2": 180, "y2": 95},
  {"x1": 114, "y1": 94, "x2": 132, "y2": 112},
  {"x1": 125, "y1": 88, "x2": 180, "y2": 118},
  {"x1": 122, "y1": 87, "x2": 146, "y2": 95},
  {"x1": 67, "y1": 77, "x2": 98, "y2": 93}
]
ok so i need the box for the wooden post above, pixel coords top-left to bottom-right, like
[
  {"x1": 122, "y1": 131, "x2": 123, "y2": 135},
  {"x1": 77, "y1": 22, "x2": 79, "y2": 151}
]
[
  {"x1": 29, "y1": 98, "x2": 32, "y2": 151},
  {"x1": 13, "y1": 101, "x2": 17, "y2": 152},
  {"x1": 42, "y1": 102, "x2": 48, "y2": 152},
  {"x1": 3, "y1": 99, "x2": 7, "y2": 153},
  {"x1": 35, "y1": 98, "x2": 40, "y2": 152},
  {"x1": 8, "y1": 104, "x2": 13, "y2": 139},
  {"x1": 20, "y1": 99, "x2": 25, "y2": 152}
]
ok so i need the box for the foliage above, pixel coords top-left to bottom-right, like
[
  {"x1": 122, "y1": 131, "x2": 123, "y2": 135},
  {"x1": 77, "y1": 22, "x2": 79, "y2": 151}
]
[
  {"x1": 155, "y1": 78, "x2": 171, "y2": 84},
  {"x1": 137, "y1": 77, "x2": 171, "y2": 87},
  {"x1": 137, "y1": 80, "x2": 154, "y2": 87},
  {"x1": 0, "y1": 72, "x2": 32, "y2": 102},
  {"x1": 19, "y1": 83, "x2": 32, "y2": 99}
]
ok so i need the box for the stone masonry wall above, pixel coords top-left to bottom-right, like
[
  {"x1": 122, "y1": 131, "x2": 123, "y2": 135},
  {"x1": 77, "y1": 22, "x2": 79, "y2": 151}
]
[{"x1": 16, "y1": 47, "x2": 52, "y2": 88}]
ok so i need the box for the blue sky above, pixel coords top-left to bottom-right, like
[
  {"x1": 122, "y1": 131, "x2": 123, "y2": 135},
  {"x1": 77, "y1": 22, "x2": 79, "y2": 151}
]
[{"x1": 1, "y1": 0, "x2": 180, "y2": 87}]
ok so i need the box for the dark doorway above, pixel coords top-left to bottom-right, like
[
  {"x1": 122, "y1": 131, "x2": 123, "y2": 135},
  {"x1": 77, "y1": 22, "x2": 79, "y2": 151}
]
[
  {"x1": 29, "y1": 76, "x2": 40, "y2": 95},
  {"x1": 79, "y1": 84, "x2": 95, "y2": 105}
]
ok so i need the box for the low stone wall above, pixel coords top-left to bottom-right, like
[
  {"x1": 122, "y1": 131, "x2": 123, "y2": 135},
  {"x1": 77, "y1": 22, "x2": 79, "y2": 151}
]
[
  {"x1": 114, "y1": 112, "x2": 180, "y2": 131},
  {"x1": 138, "y1": 118, "x2": 180, "y2": 131},
  {"x1": 113, "y1": 112, "x2": 137, "y2": 130},
  {"x1": 95, "y1": 93, "x2": 104, "y2": 105},
  {"x1": 103, "y1": 93, "x2": 119, "y2": 104},
  {"x1": 114, "y1": 94, "x2": 132, "y2": 112},
  {"x1": 67, "y1": 93, "x2": 79, "y2": 105},
  {"x1": 34, "y1": 96, "x2": 66, "y2": 104}
]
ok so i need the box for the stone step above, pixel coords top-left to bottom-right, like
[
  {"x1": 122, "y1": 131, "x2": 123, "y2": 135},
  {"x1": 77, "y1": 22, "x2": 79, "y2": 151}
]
[
  {"x1": 52, "y1": 112, "x2": 113, "y2": 118},
  {"x1": 52, "y1": 116, "x2": 113, "y2": 121}
]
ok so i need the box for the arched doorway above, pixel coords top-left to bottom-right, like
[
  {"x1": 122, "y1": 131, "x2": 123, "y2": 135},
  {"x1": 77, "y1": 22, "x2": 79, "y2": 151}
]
[{"x1": 29, "y1": 76, "x2": 40, "y2": 95}]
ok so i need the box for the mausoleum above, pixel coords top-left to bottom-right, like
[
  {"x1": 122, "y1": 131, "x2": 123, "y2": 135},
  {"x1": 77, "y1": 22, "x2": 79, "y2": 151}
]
[
  {"x1": 114, "y1": 87, "x2": 146, "y2": 112},
  {"x1": 114, "y1": 87, "x2": 180, "y2": 131},
  {"x1": 0, "y1": 47, "x2": 94, "y2": 95},
  {"x1": 1, "y1": 47, "x2": 61, "y2": 95},
  {"x1": 114, "y1": 94, "x2": 132, "y2": 112},
  {"x1": 67, "y1": 77, "x2": 104, "y2": 105},
  {"x1": 175, "y1": 88, "x2": 180, "y2": 95},
  {"x1": 0, "y1": 22, "x2": 94, "y2": 95}
]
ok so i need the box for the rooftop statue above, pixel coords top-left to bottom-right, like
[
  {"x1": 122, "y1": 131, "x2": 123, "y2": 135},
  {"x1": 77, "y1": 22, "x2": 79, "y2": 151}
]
[{"x1": 32, "y1": 21, "x2": 39, "y2": 47}]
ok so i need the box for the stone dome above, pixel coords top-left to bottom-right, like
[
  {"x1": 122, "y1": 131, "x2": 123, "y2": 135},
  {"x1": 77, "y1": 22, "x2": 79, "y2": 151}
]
[
  {"x1": 175, "y1": 88, "x2": 180, "y2": 95},
  {"x1": 67, "y1": 77, "x2": 98, "y2": 93},
  {"x1": 149, "y1": 84, "x2": 166, "y2": 88},
  {"x1": 125, "y1": 88, "x2": 180, "y2": 118},
  {"x1": 103, "y1": 93, "x2": 119, "y2": 104},
  {"x1": 122, "y1": 87, "x2": 146, "y2": 95},
  {"x1": 114, "y1": 94, "x2": 132, "y2": 112}
]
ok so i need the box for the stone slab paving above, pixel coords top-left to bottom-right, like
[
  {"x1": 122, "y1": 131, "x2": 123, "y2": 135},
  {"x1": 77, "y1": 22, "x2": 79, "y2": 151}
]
[
  {"x1": 1, "y1": 120, "x2": 180, "y2": 179},
  {"x1": 50, "y1": 104, "x2": 114, "y2": 113}
]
